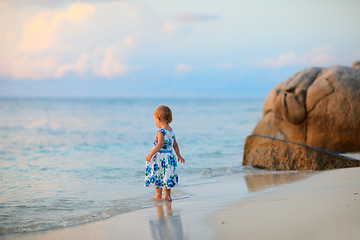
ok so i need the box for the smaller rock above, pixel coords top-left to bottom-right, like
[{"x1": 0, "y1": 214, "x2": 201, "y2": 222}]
[
  {"x1": 242, "y1": 135, "x2": 360, "y2": 170},
  {"x1": 352, "y1": 61, "x2": 360, "y2": 69},
  {"x1": 220, "y1": 221, "x2": 225, "y2": 224}
]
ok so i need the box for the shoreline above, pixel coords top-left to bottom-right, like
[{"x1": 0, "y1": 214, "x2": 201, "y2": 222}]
[
  {"x1": 2, "y1": 167, "x2": 360, "y2": 240},
  {"x1": 209, "y1": 167, "x2": 360, "y2": 240},
  {"x1": 0, "y1": 169, "x2": 312, "y2": 240}
]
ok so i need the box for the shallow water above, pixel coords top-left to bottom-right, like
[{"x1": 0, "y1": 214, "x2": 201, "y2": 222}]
[{"x1": 0, "y1": 97, "x2": 265, "y2": 235}]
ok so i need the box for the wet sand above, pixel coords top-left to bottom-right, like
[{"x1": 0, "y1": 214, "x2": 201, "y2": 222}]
[{"x1": 3, "y1": 168, "x2": 359, "y2": 240}]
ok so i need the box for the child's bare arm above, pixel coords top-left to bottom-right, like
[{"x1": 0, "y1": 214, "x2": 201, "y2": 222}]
[
  {"x1": 173, "y1": 138, "x2": 185, "y2": 164},
  {"x1": 146, "y1": 131, "x2": 164, "y2": 162}
]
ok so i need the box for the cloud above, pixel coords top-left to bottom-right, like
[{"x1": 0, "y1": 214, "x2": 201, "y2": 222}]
[
  {"x1": 94, "y1": 47, "x2": 127, "y2": 78},
  {"x1": 162, "y1": 21, "x2": 176, "y2": 33},
  {"x1": 18, "y1": 11, "x2": 56, "y2": 52},
  {"x1": 18, "y1": 2, "x2": 95, "y2": 53},
  {"x1": 0, "y1": 1, "x2": 162, "y2": 80},
  {"x1": 123, "y1": 36, "x2": 136, "y2": 49},
  {"x1": 53, "y1": 2, "x2": 95, "y2": 23},
  {"x1": 303, "y1": 46, "x2": 338, "y2": 66},
  {"x1": 7, "y1": 55, "x2": 58, "y2": 80},
  {"x1": 54, "y1": 53, "x2": 88, "y2": 77},
  {"x1": 175, "y1": 64, "x2": 192, "y2": 73},
  {"x1": 3, "y1": 0, "x2": 117, "y2": 7},
  {"x1": 0, "y1": 2, "x2": 224, "y2": 81},
  {"x1": 258, "y1": 46, "x2": 339, "y2": 68},
  {"x1": 214, "y1": 63, "x2": 235, "y2": 70},
  {"x1": 0, "y1": 2, "x2": 7, "y2": 9},
  {"x1": 1, "y1": 2, "x2": 97, "y2": 80}
]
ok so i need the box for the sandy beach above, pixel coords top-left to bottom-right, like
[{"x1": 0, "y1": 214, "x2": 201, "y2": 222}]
[
  {"x1": 2, "y1": 167, "x2": 360, "y2": 240},
  {"x1": 210, "y1": 167, "x2": 360, "y2": 240}
]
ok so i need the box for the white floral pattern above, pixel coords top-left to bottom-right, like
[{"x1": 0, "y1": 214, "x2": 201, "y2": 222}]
[{"x1": 145, "y1": 129, "x2": 178, "y2": 189}]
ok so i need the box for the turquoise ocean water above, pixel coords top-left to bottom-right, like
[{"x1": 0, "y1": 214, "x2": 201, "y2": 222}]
[{"x1": 0, "y1": 98, "x2": 264, "y2": 236}]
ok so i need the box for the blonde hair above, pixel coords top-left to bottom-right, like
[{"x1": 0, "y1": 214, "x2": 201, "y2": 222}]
[{"x1": 154, "y1": 105, "x2": 172, "y2": 123}]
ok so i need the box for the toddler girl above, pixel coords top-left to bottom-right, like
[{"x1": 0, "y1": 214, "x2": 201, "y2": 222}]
[{"x1": 145, "y1": 105, "x2": 185, "y2": 201}]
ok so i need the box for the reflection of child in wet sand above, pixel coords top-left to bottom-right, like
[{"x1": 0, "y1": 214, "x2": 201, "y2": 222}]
[
  {"x1": 149, "y1": 202, "x2": 184, "y2": 240},
  {"x1": 145, "y1": 106, "x2": 185, "y2": 201}
]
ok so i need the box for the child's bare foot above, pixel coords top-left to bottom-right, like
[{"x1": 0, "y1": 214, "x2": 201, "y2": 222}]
[
  {"x1": 153, "y1": 197, "x2": 164, "y2": 202},
  {"x1": 164, "y1": 196, "x2": 172, "y2": 202},
  {"x1": 153, "y1": 194, "x2": 163, "y2": 202}
]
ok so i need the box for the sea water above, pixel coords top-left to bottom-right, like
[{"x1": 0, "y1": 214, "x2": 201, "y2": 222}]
[{"x1": 0, "y1": 97, "x2": 264, "y2": 236}]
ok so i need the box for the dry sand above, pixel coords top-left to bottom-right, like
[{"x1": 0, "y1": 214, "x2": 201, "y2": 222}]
[{"x1": 210, "y1": 167, "x2": 360, "y2": 240}]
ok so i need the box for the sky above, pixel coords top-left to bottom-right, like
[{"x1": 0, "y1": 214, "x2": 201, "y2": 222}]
[{"x1": 0, "y1": 0, "x2": 359, "y2": 98}]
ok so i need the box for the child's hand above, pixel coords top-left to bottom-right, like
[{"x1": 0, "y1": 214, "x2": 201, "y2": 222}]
[
  {"x1": 178, "y1": 156, "x2": 185, "y2": 164},
  {"x1": 146, "y1": 154, "x2": 152, "y2": 162}
]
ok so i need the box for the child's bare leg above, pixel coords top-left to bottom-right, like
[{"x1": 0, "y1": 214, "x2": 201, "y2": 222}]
[
  {"x1": 155, "y1": 188, "x2": 163, "y2": 199},
  {"x1": 164, "y1": 189, "x2": 172, "y2": 201}
]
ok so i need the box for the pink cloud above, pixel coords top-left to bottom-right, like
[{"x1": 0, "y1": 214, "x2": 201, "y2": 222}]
[
  {"x1": 94, "y1": 47, "x2": 127, "y2": 78},
  {"x1": 258, "y1": 46, "x2": 340, "y2": 68},
  {"x1": 0, "y1": 2, "x2": 150, "y2": 80},
  {"x1": 175, "y1": 64, "x2": 192, "y2": 73},
  {"x1": 18, "y1": 2, "x2": 95, "y2": 53}
]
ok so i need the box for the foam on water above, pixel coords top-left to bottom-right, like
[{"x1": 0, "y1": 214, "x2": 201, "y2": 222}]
[{"x1": 0, "y1": 190, "x2": 193, "y2": 235}]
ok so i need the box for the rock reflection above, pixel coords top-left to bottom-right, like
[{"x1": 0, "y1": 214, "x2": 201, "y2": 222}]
[
  {"x1": 244, "y1": 171, "x2": 314, "y2": 192},
  {"x1": 149, "y1": 202, "x2": 184, "y2": 240}
]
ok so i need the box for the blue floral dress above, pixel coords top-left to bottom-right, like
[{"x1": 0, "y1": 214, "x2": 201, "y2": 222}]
[{"x1": 145, "y1": 128, "x2": 178, "y2": 189}]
